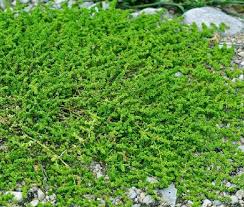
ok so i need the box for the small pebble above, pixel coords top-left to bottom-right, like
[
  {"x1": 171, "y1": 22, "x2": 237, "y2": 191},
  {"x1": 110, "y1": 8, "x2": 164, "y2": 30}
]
[
  {"x1": 213, "y1": 200, "x2": 222, "y2": 206},
  {"x1": 238, "y1": 51, "x2": 244, "y2": 57},
  {"x1": 142, "y1": 195, "x2": 154, "y2": 205},
  {"x1": 240, "y1": 137, "x2": 244, "y2": 144},
  {"x1": 30, "y1": 199, "x2": 39, "y2": 207},
  {"x1": 175, "y1": 72, "x2": 183, "y2": 77},
  {"x1": 146, "y1": 176, "x2": 158, "y2": 183},
  {"x1": 128, "y1": 187, "x2": 138, "y2": 200},
  {"x1": 132, "y1": 204, "x2": 141, "y2": 207},
  {"x1": 239, "y1": 74, "x2": 244, "y2": 80},
  {"x1": 202, "y1": 199, "x2": 212, "y2": 207},
  {"x1": 238, "y1": 145, "x2": 244, "y2": 152}
]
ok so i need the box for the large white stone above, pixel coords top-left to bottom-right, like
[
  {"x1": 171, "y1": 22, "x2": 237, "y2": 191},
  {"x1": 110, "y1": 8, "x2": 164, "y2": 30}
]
[{"x1": 183, "y1": 7, "x2": 243, "y2": 35}]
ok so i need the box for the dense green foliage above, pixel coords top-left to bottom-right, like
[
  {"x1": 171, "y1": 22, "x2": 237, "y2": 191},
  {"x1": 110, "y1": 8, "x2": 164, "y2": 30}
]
[{"x1": 0, "y1": 6, "x2": 243, "y2": 207}]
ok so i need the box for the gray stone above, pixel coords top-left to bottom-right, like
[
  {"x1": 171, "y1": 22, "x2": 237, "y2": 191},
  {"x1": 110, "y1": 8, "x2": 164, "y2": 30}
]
[
  {"x1": 175, "y1": 72, "x2": 183, "y2": 77},
  {"x1": 146, "y1": 176, "x2": 158, "y2": 183},
  {"x1": 90, "y1": 162, "x2": 104, "y2": 178},
  {"x1": 111, "y1": 196, "x2": 122, "y2": 205},
  {"x1": 0, "y1": 0, "x2": 6, "y2": 9},
  {"x1": 142, "y1": 195, "x2": 154, "y2": 205},
  {"x1": 230, "y1": 195, "x2": 238, "y2": 204},
  {"x1": 54, "y1": 0, "x2": 65, "y2": 4},
  {"x1": 132, "y1": 204, "x2": 141, "y2": 207},
  {"x1": 131, "y1": 8, "x2": 162, "y2": 18},
  {"x1": 67, "y1": 0, "x2": 75, "y2": 8},
  {"x1": 79, "y1": 1, "x2": 95, "y2": 9},
  {"x1": 37, "y1": 189, "x2": 45, "y2": 201},
  {"x1": 236, "y1": 190, "x2": 244, "y2": 199},
  {"x1": 238, "y1": 145, "x2": 244, "y2": 152},
  {"x1": 239, "y1": 74, "x2": 244, "y2": 81},
  {"x1": 6, "y1": 191, "x2": 23, "y2": 202},
  {"x1": 19, "y1": 0, "x2": 29, "y2": 3},
  {"x1": 102, "y1": 1, "x2": 109, "y2": 10},
  {"x1": 240, "y1": 137, "x2": 244, "y2": 145},
  {"x1": 183, "y1": 7, "x2": 244, "y2": 35},
  {"x1": 213, "y1": 200, "x2": 222, "y2": 206},
  {"x1": 238, "y1": 51, "x2": 244, "y2": 57},
  {"x1": 48, "y1": 194, "x2": 56, "y2": 201},
  {"x1": 201, "y1": 199, "x2": 212, "y2": 207},
  {"x1": 158, "y1": 183, "x2": 177, "y2": 207},
  {"x1": 30, "y1": 199, "x2": 39, "y2": 207},
  {"x1": 128, "y1": 187, "x2": 138, "y2": 200}
]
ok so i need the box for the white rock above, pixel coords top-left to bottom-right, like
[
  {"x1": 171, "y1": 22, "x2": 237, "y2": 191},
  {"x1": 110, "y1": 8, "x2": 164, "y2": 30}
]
[
  {"x1": 90, "y1": 162, "x2": 104, "y2": 178},
  {"x1": 0, "y1": 0, "x2": 6, "y2": 9},
  {"x1": 240, "y1": 137, "x2": 244, "y2": 144},
  {"x1": 23, "y1": 5, "x2": 33, "y2": 12},
  {"x1": 239, "y1": 74, "x2": 244, "y2": 80},
  {"x1": 79, "y1": 1, "x2": 95, "y2": 9},
  {"x1": 68, "y1": 0, "x2": 76, "y2": 8},
  {"x1": 102, "y1": 1, "x2": 109, "y2": 10},
  {"x1": 128, "y1": 187, "x2": 138, "y2": 200},
  {"x1": 37, "y1": 189, "x2": 45, "y2": 201},
  {"x1": 19, "y1": 0, "x2": 29, "y2": 3},
  {"x1": 158, "y1": 183, "x2": 177, "y2": 207},
  {"x1": 238, "y1": 145, "x2": 244, "y2": 152},
  {"x1": 131, "y1": 8, "x2": 162, "y2": 18},
  {"x1": 132, "y1": 204, "x2": 141, "y2": 207},
  {"x1": 49, "y1": 193, "x2": 56, "y2": 201},
  {"x1": 202, "y1": 199, "x2": 212, "y2": 207},
  {"x1": 236, "y1": 189, "x2": 244, "y2": 199},
  {"x1": 213, "y1": 200, "x2": 222, "y2": 206},
  {"x1": 6, "y1": 191, "x2": 23, "y2": 202},
  {"x1": 30, "y1": 199, "x2": 39, "y2": 207},
  {"x1": 142, "y1": 195, "x2": 154, "y2": 205},
  {"x1": 146, "y1": 176, "x2": 158, "y2": 183},
  {"x1": 54, "y1": 0, "x2": 65, "y2": 4},
  {"x1": 175, "y1": 72, "x2": 183, "y2": 77},
  {"x1": 183, "y1": 7, "x2": 244, "y2": 35},
  {"x1": 230, "y1": 195, "x2": 238, "y2": 204},
  {"x1": 238, "y1": 51, "x2": 244, "y2": 58}
]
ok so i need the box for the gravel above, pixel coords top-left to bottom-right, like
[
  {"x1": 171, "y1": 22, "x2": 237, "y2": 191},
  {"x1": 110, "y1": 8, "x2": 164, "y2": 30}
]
[{"x1": 219, "y1": 33, "x2": 244, "y2": 69}]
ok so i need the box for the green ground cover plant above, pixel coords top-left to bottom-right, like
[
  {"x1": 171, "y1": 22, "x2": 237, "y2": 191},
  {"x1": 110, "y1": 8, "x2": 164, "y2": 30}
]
[{"x1": 0, "y1": 6, "x2": 243, "y2": 207}]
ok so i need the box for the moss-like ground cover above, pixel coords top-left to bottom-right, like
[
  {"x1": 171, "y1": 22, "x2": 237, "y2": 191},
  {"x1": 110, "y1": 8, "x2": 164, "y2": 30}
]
[{"x1": 0, "y1": 6, "x2": 243, "y2": 207}]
